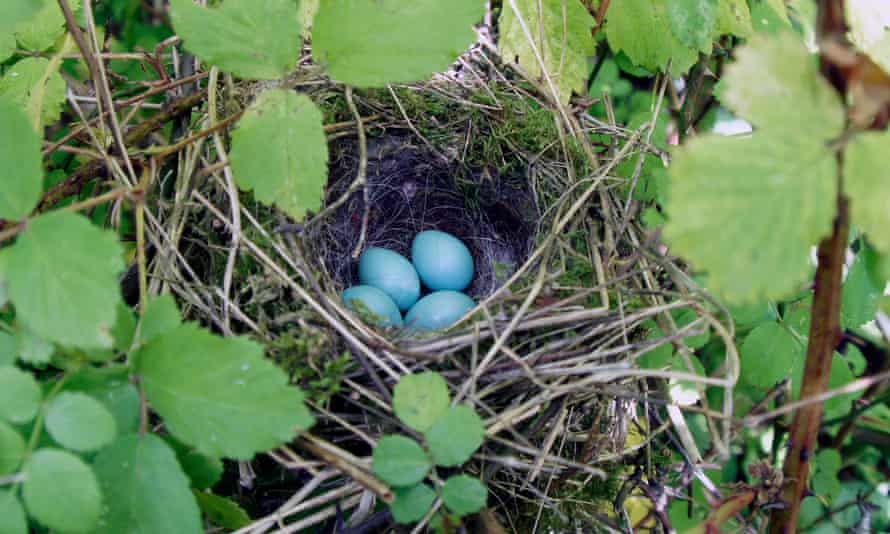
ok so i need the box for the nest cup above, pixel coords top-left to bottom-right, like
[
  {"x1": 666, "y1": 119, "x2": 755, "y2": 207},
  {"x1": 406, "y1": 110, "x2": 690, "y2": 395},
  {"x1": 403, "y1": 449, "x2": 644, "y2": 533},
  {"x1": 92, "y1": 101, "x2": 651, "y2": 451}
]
[{"x1": 310, "y1": 135, "x2": 539, "y2": 300}]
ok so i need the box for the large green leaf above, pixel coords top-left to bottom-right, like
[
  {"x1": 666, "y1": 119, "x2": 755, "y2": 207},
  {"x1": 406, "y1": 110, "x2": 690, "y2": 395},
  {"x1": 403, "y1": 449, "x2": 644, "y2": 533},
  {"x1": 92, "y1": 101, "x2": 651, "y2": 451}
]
[
  {"x1": 135, "y1": 323, "x2": 314, "y2": 459},
  {"x1": 393, "y1": 372, "x2": 450, "y2": 432},
  {"x1": 499, "y1": 0, "x2": 595, "y2": 104},
  {"x1": 0, "y1": 332, "x2": 14, "y2": 367},
  {"x1": 45, "y1": 392, "x2": 117, "y2": 452},
  {"x1": 604, "y1": 0, "x2": 701, "y2": 73},
  {"x1": 229, "y1": 89, "x2": 328, "y2": 220},
  {"x1": 169, "y1": 0, "x2": 300, "y2": 80},
  {"x1": 844, "y1": 131, "x2": 890, "y2": 254},
  {"x1": 22, "y1": 449, "x2": 102, "y2": 534},
  {"x1": 4, "y1": 212, "x2": 124, "y2": 349},
  {"x1": 0, "y1": 366, "x2": 40, "y2": 423},
  {"x1": 0, "y1": 97, "x2": 43, "y2": 220},
  {"x1": 0, "y1": 0, "x2": 44, "y2": 34},
  {"x1": 740, "y1": 322, "x2": 804, "y2": 389},
  {"x1": 0, "y1": 490, "x2": 27, "y2": 534},
  {"x1": 0, "y1": 422, "x2": 25, "y2": 475},
  {"x1": 139, "y1": 294, "x2": 182, "y2": 345},
  {"x1": 64, "y1": 366, "x2": 141, "y2": 436},
  {"x1": 313, "y1": 0, "x2": 484, "y2": 86},
  {"x1": 372, "y1": 435, "x2": 431, "y2": 487},
  {"x1": 668, "y1": 0, "x2": 719, "y2": 50},
  {"x1": 0, "y1": 58, "x2": 68, "y2": 129},
  {"x1": 92, "y1": 434, "x2": 202, "y2": 534},
  {"x1": 715, "y1": 0, "x2": 753, "y2": 38},
  {"x1": 425, "y1": 405, "x2": 485, "y2": 467},
  {"x1": 13, "y1": 0, "x2": 78, "y2": 52}
]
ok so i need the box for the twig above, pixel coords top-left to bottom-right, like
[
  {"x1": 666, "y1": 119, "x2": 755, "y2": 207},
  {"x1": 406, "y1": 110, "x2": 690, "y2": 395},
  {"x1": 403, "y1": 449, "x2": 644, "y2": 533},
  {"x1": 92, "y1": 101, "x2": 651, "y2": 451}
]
[{"x1": 345, "y1": 87, "x2": 370, "y2": 259}]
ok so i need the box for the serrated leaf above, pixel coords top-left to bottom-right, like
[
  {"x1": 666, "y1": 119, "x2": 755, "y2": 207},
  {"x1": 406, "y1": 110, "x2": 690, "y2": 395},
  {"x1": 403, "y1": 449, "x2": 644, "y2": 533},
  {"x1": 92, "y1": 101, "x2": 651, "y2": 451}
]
[
  {"x1": 92, "y1": 434, "x2": 202, "y2": 534},
  {"x1": 847, "y1": 0, "x2": 890, "y2": 74},
  {"x1": 313, "y1": 0, "x2": 483, "y2": 87},
  {"x1": 22, "y1": 449, "x2": 102, "y2": 534},
  {"x1": 0, "y1": 422, "x2": 25, "y2": 475},
  {"x1": 499, "y1": 0, "x2": 596, "y2": 104},
  {"x1": 841, "y1": 252, "x2": 882, "y2": 328},
  {"x1": 0, "y1": 366, "x2": 40, "y2": 423},
  {"x1": 844, "y1": 131, "x2": 890, "y2": 254},
  {"x1": 425, "y1": 405, "x2": 485, "y2": 467},
  {"x1": 194, "y1": 491, "x2": 251, "y2": 529},
  {"x1": 166, "y1": 437, "x2": 224, "y2": 490},
  {"x1": 604, "y1": 0, "x2": 701, "y2": 73},
  {"x1": 716, "y1": 31, "x2": 843, "y2": 138},
  {"x1": 168, "y1": 0, "x2": 300, "y2": 80},
  {"x1": 139, "y1": 294, "x2": 181, "y2": 345},
  {"x1": 0, "y1": 58, "x2": 68, "y2": 129},
  {"x1": 13, "y1": 0, "x2": 78, "y2": 51},
  {"x1": 15, "y1": 328, "x2": 53, "y2": 366},
  {"x1": 0, "y1": 96, "x2": 43, "y2": 220},
  {"x1": 4, "y1": 212, "x2": 125, "y2": 349},
  {"x1": 740, "y1": 323, "x2": 804, "y2": 389},
  {"x1": 45, "y1": 392, "x2": 117, "y2": 452},
  {"x1": 372, "y1": 435, "x2": 431, "y2": 487},
  {"x1": 393, "y1": 372, "x2": 450, "y2": 432},
  {"x1": 715, "y1": 0, "x2": 753, "y2": 38},
  {"x1": 390, "y1": 483, "x2": 436, "y2": 524},
  {"x1": 229, "y1": 89, "x2": 327, "y2": 220},
  {"x1": 65, "y1": 366, "x2": 141, "y2": 436},
  {"x1": 666, "y1": 134, "x2": 835, "y2": 302},
  {"x1": 0, "y1": 490, "x2": 27, "y2": 534},
  {"x1": 668, "y1": 0, "x2": 718, "y2": 50},
  {"x1": 0, "y1": 0, "x2": 45, "y2": 34},
  {"x1": 442, "y1": 475, "x2": 487, "y2": 516},
  {"x1": 135, "y1": 323, "x2": 314, "y2": 459}
]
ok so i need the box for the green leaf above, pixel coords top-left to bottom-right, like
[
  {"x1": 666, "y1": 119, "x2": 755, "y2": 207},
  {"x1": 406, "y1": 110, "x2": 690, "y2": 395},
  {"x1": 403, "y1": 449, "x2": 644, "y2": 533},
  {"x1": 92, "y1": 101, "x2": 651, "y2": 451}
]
[
  {"x1": 166, "y1": 437, "x2": 224, "y2": 490},
  {"x1": 425, "y1": 405, "x2": 485, "y2": 467},
  {"x1": 604, "y1": 0, "x2": 701, "y2": 73},
  {"x1": 0, "y1": 366, "x2": 40, "y2": 423},
  {"x1": 841, "y1": 252, "x2": 882, "y2": 328},
  {"x1": 15, "y1": 328, "x2": 53, "y2": 366},
  {"x1": 666, "y1": 133, "x2": 835, "y2": 302},
  {"x1": 65, "y1": 366, "x2": 141, "y2": 436},
  {"x1": 0, "y1": 0, "x2": 45, "y2": 34},
  {"x1": 0, "y1": 34, "x2": 16, "y2": 63},
  {"x1": 13, "y1": 0, "x2": 78, "y2": 52},
  {"x1": 92, "y1": 434, "x2": 202, "y2": 534},
  {"x1": 673, "y1": 308, "x2": 711, "y2": 349},
  {"x1": 0, "y1": 490, "x2": 27, "y2": 534},
  {"x1": 110, "y1": 302, "x2": 137, "y2": 352},
  {"x1": 4, "y1": 212, "x2": 125, "y2": 349},
  {"x1": 0, "y1": 422, "x2": 25, "y2": 475},
  {"x1": 863, "y1": 242, "x2": 890, "y2": 289},
  {"x1": 668, "y1": 0, "x2": 719, "y2": 50},
  {"x1": 499, "y1": 0, "x2": 596, "y2": 104},
  {"x1": 45, "y1": 392, "x2": 117, "y2": 452},
  {"x1": 393, "y1": 372, "x2": 450, "y2": 432},
  {"x1": 0, "y1": 96, "x2": 42, "y2": 220},
  {"x1": 716, "y1": 31, "x2": 843, "y2": 139},
  {"x1": 135, "y1": 323, "x2": 314, "y2": 459},
  {"x1": 751, "y1": 0, "x2": 792, "y2": 33},
  {"x1": 715, "y1": 0, "x2": 753, "y2": 38},
  {"x1": 825, "y1": 353, "x2": 860, "y2": 420},
  {"x1": 390, "y1": 483, "x2": 436, "y2": 524},
  {"x1": 193, "y1": 491, "x2": 251, "y2": 529},
  {"x1": 844, "y1": 131, "x2": 890, "y2": 254},
  {"x1": 847, "y1": 0, "x2": 890, "y2": 74},
  {"x1": 812, "y1": 449, "x2": 842, "y2": 501},
  {"x1": 441, "y1": 475, "x2": 487, "y2": 516},
  {"x1": 0, "y1": 332, "x2": 14, "y2": 367},
  {"x1": 372, "y1": 435, "x2": 431, "y2": 487},
  {"x1": 639, "y1": 326, "x2": 674, "y2": 369},
  {"x1": 22, "y1": 449, "x2": 102, "y2": 534},
  {"x1": 139, "y1": 294, "x2": 181, "y2": 345},
  {"x1": 740, "y1": 323, "x2": 804, "y2": 389},
  {"x1": 0, "y1": 58, "x2": 68, "y2": 129},
  {"x1": 313, "y1": 0, "x2": 484, "y2": 87},
  {"x1": 229, "y1": 89, "x2": 328, "y2": 221},
  {"x1": 168, "y1": 0, "x2": 300, "y2": 80}
]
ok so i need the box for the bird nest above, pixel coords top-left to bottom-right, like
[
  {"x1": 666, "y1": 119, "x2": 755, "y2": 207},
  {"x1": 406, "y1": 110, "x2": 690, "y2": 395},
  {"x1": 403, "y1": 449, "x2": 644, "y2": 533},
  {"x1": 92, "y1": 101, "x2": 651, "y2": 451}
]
[{"x1": 146, "y1": 53, "x2": 738, "y2": 532}]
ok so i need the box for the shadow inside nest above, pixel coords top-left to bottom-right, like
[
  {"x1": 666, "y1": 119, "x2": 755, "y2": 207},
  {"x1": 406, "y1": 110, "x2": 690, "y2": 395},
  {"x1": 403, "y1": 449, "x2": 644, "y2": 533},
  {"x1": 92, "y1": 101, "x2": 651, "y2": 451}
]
[{"x1": 312, "y1": 134, "x2": 540, "y2": 300}]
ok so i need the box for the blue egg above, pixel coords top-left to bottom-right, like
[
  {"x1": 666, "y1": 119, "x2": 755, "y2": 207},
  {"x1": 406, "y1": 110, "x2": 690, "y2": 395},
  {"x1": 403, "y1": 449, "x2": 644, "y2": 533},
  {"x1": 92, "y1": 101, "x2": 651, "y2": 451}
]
[
  {"x1": 404, "y1": 291, "x2": 475, "y2": 331},
  {"x1": 411, "y1": 230, "x2": 474, "y2": 291},
  {"x1": 342, "y1": 285, "x2": 403, "y2": 327},
  {"x1": 358, "y1": 247, "x2": 420, "y2": 311}
]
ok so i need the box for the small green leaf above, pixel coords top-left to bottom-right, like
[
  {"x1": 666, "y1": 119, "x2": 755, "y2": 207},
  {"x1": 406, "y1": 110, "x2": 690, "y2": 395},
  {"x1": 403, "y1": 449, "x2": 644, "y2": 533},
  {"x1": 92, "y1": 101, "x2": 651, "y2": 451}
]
[
  {"x1": 672, "y1": 308, "x2": 711, "y2": 349},
  {"x1": 45, "y1": 392, "x2": 117, "y2": 452},
  {"x1": 0, "y1": 490, "x2": 27, "y2": 534},
  {"x1": 390, "y1": 483, "x2": 436, "y2": 524},
  {"x1": 844, "y1": 130, "x2": 890, "y2": 254},
  {"x1": 166, "y1": 437, "x2": 224, "y2": 490},
  {"x1": 0, "y1": 422, "x2": 25, "y2": 475},
  {"x1": 22, "y1": 449, "x2": 102, "y2": 534},
  {"x1": 139, "y1": 294, "x2": 181, "y2": 345},
  {"x1": 194, "y1": 491, "x2": 251, "y2": 529},
  {"x1": 15, "y1": 328, "x2": 53, "y2": 366},
  {"x1": 425, "y1": 405, "x2": 485, "y2": 467},
  {"x1": 812, "y1": 449, "x2": 842, "y2": 500},
  {"x1": 715, "y1": 0, "x2": 753, "y2": 38},
  {"x1": 825, "y1": 353, "x2": 860, "y2": 420},
  {"x1": 0, "y1": 0, "x2": 45, "y2": 34},
  {"x1": 441, "y1": 475, "x2": 487, "y2": 516},
  {"x1": 0, "y1": 332, "x2": 14, "y2": 367},
  {"x1": 639, "y1": 324, "x2": 674, "y2": 369},
  {"x1": 841, "y1": 252, "x2": 882, "y2": 328},
  {"x1": 168, "y1": 0, "x2": 300, "y2": 80},
  {"x1": 372, "y1": 435, "x2": 431, "y2": 487},
  {"x1": 92, "y1": 434, "x2": 202, "y2": 534},
  {"x1": 393, "y1": 372, "x2": 450, "y2": 432},
  {"x1": 4, "y1": 212, "x2": 125, "y2": 349},
  {"x1": 229, "y1": 89, "x2": 328, "y2": 221},
  {"x1": 0, "y1": 366, "x2": 40, "y2": 423},
  {"x1": 0, "y1": 57, "x2": 68, "y2": 129},
  {"x1": 313, "y1": 0, "x2": 484, "y2": 87},
  {"x1": 13, "y1": 0, "x2": 78, "y2": 52},
  {"x1": 0, "y1": 96, "x2": 43, "y2": 220},
  {"x1": 740, "y1": 323, "x2": 803, "y2": 389},
  {"x1": 668, "y1": 0, "x2": 719, "y2": 50},
  {"x1": 110, "y1": 302, "x2": 137, "y2": 352},
  {"x1": 604, "y1": 0, "x2": 701, "y2": 73},
  {"x1": 64, "y1": 366, "x2": 141, "y2": 436},
  {"x1": 135, "y1": 323, "x2": 314, "y2": 459},
  {"x1": 499, "y1": 0, "x2": 596, "y2": 103}
]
